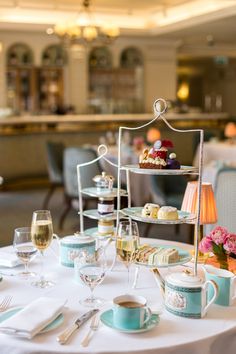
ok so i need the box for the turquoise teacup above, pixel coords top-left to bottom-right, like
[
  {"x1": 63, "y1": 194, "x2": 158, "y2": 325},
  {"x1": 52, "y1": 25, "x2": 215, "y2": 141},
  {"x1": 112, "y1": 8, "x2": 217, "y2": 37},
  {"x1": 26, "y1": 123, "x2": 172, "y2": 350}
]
[
  {"x1": 204, "y1": 265, "x2": 236, "y2": 306},
  {"x1": 113, "y1": 294, "x2": 152, "y2": 330}
]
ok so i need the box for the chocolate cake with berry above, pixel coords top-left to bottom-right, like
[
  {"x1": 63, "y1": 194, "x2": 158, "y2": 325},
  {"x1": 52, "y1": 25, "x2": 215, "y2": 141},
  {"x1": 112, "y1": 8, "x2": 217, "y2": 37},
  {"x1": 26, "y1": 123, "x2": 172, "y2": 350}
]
[{"x1": 139, "y1": 139, "x2": 174, "y2": 169}]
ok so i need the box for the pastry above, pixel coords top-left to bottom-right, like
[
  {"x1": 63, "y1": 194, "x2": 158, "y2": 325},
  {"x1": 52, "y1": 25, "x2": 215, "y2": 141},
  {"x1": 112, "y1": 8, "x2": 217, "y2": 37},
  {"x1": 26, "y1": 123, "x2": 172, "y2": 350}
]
[
  {"x1": 158, "y1": 206, "x2": 178, "y2": 220},
  {"x1": 167, "y1": 153, "x2": 181, "y2": 170},
  {"x1": 135, "y1": 244, "x2": 179, "y2": 265},
  {"x1": 141, "y1": 203, "x2": 160, "y2": 218},
  {"x1": 139, "y1": 139, "x2": 173, "y2": 169}
]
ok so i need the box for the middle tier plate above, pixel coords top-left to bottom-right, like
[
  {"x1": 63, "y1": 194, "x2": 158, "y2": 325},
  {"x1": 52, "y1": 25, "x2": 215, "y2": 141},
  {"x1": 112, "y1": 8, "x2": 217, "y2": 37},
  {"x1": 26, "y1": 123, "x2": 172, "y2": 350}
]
[
  {"x1": 82, "y1": 187, "x2": 127, "y2": 198},
  {"x1": 121, "y1": 207, "x2": 196, "y2": 224},
  {"x1": 83, "y1": 209, "x2": 120, "y2": 221}
]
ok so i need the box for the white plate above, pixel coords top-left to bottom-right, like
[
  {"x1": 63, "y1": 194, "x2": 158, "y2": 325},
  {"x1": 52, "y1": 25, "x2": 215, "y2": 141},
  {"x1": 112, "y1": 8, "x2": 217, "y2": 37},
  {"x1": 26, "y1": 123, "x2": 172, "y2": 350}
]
[
  {"x1": 83, "y1": 209, "x2": 119, "y2": 221},
  {"x1": 121, "y1": 164, "x2": 198, "y2": 175},
  {"x1": 84, "y1": 227, "x2": 116, "y2": 239},
  {"x1": 82, "y1": 187, "x2": 127, "y2": 198},
  {"x1": 121, "y1": 207, "x2": 196, "y2": 224}
]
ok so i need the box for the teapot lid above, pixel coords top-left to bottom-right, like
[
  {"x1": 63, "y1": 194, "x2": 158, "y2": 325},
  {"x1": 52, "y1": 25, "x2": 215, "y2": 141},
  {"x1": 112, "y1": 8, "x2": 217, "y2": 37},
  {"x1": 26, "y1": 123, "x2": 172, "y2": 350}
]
[
  {"x1": 166, "y1": 270, "x2": 203, "y2": 287},
  {"x1": 93, "y1": 171, "x2": 115, "y2": 183},
  {"x1": 61, "y1": 233, "x2": 94, "y2": 245}
]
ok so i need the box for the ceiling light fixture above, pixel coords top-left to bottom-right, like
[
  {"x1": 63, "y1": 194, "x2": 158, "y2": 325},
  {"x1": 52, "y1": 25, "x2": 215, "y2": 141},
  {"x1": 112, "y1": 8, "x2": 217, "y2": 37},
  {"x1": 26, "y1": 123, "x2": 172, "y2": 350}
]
[{"x1": 51, "y1": 0, "x2": 120, "y2": 47}]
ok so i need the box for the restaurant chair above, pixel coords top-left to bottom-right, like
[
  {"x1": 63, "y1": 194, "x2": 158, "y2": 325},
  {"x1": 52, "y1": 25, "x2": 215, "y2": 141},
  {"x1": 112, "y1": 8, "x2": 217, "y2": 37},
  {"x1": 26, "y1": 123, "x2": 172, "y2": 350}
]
[
  {"x1": 211, "y1": 166, "x2": 236, "y2": 233},
  {"x1": 60, "y1": 147, "x2": 102, "y2": 230},
  {"x1": 43, "y1": 141, "x2": 64, "y2": 209}
]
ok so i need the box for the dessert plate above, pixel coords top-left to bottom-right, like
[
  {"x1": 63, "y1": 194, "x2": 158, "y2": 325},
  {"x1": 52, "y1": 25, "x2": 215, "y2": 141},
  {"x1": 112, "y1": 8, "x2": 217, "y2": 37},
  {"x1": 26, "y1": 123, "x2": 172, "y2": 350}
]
[
  {"x1": 0, "y1": 307, "x2": 64, "y2": 334},
  {"x1": 135, "y1": 244, "x2": 191, "y2": 268},
  {"x1": 83, "y1": 209, "x2": 119, "y2": 221},
  {"x1": 81, "y1": 187, "x2": 127, "y2": 198},
  {"x1": 122, "y1": 164, "x2": 198, "y2": 175},
  {"x1": 84, "y1": 227, "x2": 116, "y2": 239},
  {"x1": 100, "y1": 309, "x2": 159, "y2": 333},
  {"x1": 122, "y1": 207, "x2": 196, "y2": 224}
]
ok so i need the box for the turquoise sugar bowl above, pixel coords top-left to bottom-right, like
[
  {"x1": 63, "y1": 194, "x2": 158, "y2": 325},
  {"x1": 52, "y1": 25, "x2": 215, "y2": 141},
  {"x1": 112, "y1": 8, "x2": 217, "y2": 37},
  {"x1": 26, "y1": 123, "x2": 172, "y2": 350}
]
[
  {"x1": 165, "y1": 271, "x2": 218, "y2": 319},
  {"x1": 54, "y1": 234, "x2": 96, "y2": 268}
]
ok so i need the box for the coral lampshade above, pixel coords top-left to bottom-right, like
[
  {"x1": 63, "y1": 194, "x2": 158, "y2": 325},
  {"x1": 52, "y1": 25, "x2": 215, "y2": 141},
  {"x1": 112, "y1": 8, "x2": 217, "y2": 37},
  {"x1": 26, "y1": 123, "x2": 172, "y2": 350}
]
[
  {"x1": 181, "y1": 181, "x2": 217, "y2": 225},
  {"x1": 146, "y1": 128, "x2": 161, "y2": 144}
]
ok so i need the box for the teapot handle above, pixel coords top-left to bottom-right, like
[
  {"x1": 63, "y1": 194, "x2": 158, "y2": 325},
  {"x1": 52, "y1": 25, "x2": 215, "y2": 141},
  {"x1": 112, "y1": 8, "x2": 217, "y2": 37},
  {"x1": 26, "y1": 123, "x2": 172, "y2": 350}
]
[
  {"x1": 202, "y1": 280, "x2": 218, "y2": 316},
  {"x1": 232, "y1": 276, "x2": 236, "y2": 301}
]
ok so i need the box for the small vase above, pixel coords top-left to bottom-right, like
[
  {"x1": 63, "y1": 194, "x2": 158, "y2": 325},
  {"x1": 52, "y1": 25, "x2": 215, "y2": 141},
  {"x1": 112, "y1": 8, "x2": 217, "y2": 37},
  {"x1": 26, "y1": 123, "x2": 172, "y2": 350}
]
[{"x1": 216, "y1": 255, "x2": 229, "y2": 270}]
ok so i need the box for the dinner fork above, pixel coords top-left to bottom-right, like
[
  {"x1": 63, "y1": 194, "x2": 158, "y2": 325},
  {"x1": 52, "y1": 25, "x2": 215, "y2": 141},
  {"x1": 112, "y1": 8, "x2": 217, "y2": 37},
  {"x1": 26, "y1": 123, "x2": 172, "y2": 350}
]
[
  {"x1": 0, "y1": 295, "x2": 12, "y2": 312},
  {"x1": 80, "y1": 314, "x2": 100, "y2": 347}
]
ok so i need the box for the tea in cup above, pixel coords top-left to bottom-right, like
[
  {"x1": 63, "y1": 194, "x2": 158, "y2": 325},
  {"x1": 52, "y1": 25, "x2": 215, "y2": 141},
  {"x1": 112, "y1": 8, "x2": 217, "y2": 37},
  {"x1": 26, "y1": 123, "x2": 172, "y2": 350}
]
[
  {"x1": 204, "y1": 265, "x2": 236, "y2": 306},
  {"x1": 112, "y1": 294, "x2": 152, "y2": 330}
]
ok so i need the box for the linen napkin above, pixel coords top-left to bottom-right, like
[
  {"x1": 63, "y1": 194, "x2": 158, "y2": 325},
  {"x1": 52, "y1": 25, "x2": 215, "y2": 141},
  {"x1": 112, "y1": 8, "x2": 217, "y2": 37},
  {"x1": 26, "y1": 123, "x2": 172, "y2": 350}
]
[
  {"x1": 0, "y1": 251, "x2": 21, "y2": 267},
  {"x1": 0, "y1": 297, "x2": 66, "y2": 339}
]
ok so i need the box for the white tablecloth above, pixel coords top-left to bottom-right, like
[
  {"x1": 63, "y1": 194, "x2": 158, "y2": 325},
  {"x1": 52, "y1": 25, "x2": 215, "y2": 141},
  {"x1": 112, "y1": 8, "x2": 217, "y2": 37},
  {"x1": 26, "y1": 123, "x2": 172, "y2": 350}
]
[{"x1": 0, "y1": 238, "x2": 235, "y2": 354}]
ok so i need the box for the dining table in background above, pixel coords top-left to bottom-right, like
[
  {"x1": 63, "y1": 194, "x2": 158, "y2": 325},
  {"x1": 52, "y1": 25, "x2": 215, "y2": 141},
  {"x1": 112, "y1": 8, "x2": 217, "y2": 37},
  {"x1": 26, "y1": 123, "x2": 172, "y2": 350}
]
[
  {"x1": 0, "y1": 238, "x2": 235, "y2": 354},
  {"x1": 193, "y1": 141, "x2": 236, "y2": 169}
]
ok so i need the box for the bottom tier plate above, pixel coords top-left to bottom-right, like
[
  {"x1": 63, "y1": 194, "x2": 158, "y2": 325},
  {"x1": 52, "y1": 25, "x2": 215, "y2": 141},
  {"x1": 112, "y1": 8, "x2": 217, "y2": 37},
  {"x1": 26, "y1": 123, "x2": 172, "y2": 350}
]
[{"x1": 135, "y1": 244, "x2": 191, "y2": 268}]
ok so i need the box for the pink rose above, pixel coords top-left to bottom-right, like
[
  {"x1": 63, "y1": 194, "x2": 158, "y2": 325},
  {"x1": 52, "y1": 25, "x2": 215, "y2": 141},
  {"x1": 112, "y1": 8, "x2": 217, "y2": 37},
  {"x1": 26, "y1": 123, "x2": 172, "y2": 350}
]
[
  {"x1": 199, "y1": 236, "x2": 213, "y2": 253},
  {"x1": 209, "y1": 226, "x2": 229, "y2": 245},
  {"x1": 223, "y1": 234, "x2": 236, "y2": 255}
]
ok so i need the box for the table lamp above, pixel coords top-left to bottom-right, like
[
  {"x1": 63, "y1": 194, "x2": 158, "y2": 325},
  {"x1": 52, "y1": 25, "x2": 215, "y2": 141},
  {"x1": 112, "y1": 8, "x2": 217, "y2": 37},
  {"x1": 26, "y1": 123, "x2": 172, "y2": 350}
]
[
  {"x1": 224, "y1": 122, "x2": 236, "y2": 143},
  {"x1": 181, "y1": 181, "x2": 218, "y2": 260}
]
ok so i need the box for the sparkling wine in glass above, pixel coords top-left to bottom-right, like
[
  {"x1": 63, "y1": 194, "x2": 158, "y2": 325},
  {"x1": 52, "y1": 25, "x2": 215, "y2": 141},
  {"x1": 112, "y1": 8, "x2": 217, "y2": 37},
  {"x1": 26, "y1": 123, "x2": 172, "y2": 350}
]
[
  {"x1": 31, "y1": 210, "x2": 54, "y2": 288},
  {"x1": 13, "y1": 227, "x2": 38, "y2": 278},
  {"x1": 79, "y1": 251, "x2": 107, "y2": 308},
  {"x1": 116, "y1": 220, "x2": 140, "y2": 290}
]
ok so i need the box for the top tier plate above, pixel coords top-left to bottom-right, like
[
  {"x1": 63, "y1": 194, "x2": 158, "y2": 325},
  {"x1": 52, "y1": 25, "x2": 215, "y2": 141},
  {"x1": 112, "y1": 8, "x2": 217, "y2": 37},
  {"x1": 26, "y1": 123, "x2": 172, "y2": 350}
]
[
  {"x1": 121, "y1": 164, "x2": 198, "y2": 175},
  {"x1": 82, "y1": 187, "x2": 127, "y2": 198}
]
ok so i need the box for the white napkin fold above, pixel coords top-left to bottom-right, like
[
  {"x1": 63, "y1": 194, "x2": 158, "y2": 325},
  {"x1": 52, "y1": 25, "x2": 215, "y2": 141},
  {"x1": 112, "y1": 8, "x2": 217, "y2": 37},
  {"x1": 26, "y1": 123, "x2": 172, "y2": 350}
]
[
  {"x1": 0, "y1": 297, "x2": 66, "y2": 339},
  {"x1": 0, "y1": 252, "x2": 21, "y2": 267}
]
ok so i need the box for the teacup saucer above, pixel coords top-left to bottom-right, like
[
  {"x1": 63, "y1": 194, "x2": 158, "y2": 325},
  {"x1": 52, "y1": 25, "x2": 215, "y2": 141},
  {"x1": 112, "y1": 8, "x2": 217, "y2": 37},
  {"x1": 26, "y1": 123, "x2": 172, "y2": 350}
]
[{"x1": 100, "y1": 309, "x2": 160, "y2": 333}]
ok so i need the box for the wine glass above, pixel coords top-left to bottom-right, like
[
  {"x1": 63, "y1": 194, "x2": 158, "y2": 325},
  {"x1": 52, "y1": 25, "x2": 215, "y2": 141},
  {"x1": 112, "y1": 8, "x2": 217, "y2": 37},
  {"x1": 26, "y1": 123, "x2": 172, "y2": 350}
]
[
  {"x1": 13, "y1": 227, "x2": 38, "y2": 278},
  {"x1": 116, "y1": 220, "x2": 140, "y2": 290},
  {"x1": 30, "y1": 210, "x2": 54, "y2": 288},
  {"x1": 79, "y1": 250, "x2": 107, "y2": 308}
]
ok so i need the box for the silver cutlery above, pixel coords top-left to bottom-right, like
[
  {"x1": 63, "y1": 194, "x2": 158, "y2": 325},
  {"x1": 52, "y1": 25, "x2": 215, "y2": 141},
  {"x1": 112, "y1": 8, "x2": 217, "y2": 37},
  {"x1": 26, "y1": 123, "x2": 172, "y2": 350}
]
[
  {"x1": 80, "y1": 314, "x2": 100, "y2": 347},
  {"x1": 0, "y1": 295, "x2": 12, "y2": 312},
  {"x1": 57, "y1": 309, "x2": 98, "y2": 345}
]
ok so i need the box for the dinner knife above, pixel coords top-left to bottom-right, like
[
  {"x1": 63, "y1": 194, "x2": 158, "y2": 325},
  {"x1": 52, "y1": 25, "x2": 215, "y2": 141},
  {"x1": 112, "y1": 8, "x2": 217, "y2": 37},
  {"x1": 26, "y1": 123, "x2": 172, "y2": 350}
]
[{"x1": 57, "y1": 309, "x2": 99, "y2": 345}]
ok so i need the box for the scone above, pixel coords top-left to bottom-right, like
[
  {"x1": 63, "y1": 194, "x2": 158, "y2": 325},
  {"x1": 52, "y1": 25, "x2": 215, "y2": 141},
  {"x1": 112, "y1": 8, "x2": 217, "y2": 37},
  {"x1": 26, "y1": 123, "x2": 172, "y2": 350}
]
[
  {"x1": 158, "y1": 206, "x2": 178, "y2": 220},
  {"x1": 142, "y1": 203, "x2": 160, "y2": 218}
]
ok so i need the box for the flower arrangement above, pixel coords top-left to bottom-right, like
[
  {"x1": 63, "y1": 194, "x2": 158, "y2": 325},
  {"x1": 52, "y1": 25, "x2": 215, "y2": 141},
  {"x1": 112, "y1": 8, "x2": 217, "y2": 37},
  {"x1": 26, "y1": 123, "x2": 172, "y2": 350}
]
[{"x1": 199, "y1": 226, "x2": 236, "y2": 270}]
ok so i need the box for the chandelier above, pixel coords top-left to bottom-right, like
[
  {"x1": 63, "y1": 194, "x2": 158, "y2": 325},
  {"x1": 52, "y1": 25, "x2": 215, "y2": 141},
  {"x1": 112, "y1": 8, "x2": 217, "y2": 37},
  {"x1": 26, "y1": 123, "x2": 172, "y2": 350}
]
[{"x1": 53, "y1": 0, "x2": 120, "y2": 46}]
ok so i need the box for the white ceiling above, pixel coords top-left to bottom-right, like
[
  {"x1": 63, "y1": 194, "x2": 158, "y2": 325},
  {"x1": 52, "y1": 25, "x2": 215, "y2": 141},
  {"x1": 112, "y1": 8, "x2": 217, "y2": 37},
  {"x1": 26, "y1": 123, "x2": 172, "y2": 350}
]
[{"x1": 1, "y1": 0, "x2": 236, "y2": 46}]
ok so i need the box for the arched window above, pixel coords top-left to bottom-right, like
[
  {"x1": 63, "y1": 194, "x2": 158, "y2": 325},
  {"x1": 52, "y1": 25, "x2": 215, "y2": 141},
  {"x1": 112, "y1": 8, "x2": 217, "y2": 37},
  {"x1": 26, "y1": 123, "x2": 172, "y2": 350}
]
[
  {"x1": 89, "y1": 47, "x2": 112, "y2": 69},
  {"x1": 120, "y1": 47, "x2": 143, "y2": 68},
  {"x1": 7, "y1": 43, "x2": 33, "y2": 66},
  {"x1": 42, "y1": 44, "x2": 67, "y2": 66}
]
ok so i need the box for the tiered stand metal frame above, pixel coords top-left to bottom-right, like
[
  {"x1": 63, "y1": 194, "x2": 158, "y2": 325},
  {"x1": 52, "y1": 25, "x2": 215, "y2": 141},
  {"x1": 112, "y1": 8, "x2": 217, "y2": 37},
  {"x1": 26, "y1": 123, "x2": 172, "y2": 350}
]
[
  {"x1": 116, "y1": 98, "x2": 204, "y2": 277},
  {"x1": 76, "y1": 144, "x2": 127, "y2": 239}
]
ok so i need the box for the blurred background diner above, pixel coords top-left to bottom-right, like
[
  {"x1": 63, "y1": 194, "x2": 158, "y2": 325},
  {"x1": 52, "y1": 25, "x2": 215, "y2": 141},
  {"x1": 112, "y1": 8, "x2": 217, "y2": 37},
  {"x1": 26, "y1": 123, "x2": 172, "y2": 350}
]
[{"x1": 1, "y1": 0, "x2": 236, "y2": 246}]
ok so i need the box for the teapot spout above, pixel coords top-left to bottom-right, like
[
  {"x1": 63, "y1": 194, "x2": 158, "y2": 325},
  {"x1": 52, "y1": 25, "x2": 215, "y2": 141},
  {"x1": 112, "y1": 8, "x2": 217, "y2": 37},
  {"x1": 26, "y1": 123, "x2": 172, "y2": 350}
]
[{"x1": 151, "y1": 268, "x2": 165, "y2": 299}]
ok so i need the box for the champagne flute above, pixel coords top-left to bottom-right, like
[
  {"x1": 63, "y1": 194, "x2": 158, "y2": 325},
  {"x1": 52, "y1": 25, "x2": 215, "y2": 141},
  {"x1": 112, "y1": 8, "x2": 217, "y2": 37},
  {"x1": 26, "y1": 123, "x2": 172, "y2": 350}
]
[
  {"x1": 116, "y1": 220, "x2": 140, "y2": 291},
  {"x1": 31, "y1": 210, "x2": 54, "y2": 288},
  {"x1": 13, "y1": 227, "x2": 38, "y2": 278},
  {"x1": 79, "y1": 250, "x2": 107, "y2": 308}
]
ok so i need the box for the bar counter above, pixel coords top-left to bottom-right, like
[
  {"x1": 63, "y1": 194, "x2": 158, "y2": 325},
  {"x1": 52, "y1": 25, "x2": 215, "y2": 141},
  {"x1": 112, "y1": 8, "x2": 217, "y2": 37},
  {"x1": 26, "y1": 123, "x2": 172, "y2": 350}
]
[{"x1": 0, "y1": 112, "x2": 230, "y2": 183}]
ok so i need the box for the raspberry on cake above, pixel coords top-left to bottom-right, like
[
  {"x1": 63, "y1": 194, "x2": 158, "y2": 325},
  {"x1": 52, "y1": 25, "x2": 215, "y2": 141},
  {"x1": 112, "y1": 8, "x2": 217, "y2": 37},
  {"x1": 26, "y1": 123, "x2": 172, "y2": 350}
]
[
  {"x1": 139, "y1": 139, "x2": 173, "y2": 169},
  {"x1": 141, "y1": 203, "x2": 160, "y2": 218},
  {"x1": 158, "y1": 206, "x2": 178, "y2": 220}
]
